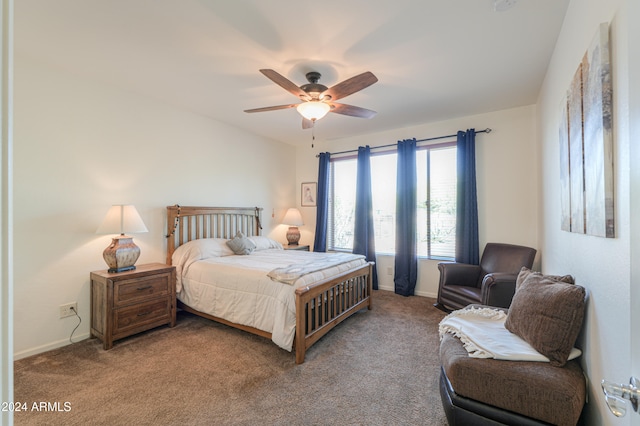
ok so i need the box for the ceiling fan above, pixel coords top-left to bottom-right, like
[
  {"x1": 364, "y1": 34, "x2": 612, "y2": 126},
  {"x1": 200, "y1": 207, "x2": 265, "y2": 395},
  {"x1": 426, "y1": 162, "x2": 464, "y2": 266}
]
[{"x1": 244, "y1": 69, "x2": 378, "y2": 129}]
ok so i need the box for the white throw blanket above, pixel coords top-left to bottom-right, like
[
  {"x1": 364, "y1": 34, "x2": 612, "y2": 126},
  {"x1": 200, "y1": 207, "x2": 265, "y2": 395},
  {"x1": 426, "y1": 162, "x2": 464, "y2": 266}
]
[
  {"x1": 439, "y1": 307, "x2": 581, "y2": 362},
  {"x1": 267, "y1": 252, "x2": 365, "y2": 285}
]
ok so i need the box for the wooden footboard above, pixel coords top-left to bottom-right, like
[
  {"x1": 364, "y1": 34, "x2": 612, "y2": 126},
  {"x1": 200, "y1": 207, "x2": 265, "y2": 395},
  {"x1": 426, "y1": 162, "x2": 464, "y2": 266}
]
[{"x1": 294, "y1": 262, "x2": 373, "y2": 364}]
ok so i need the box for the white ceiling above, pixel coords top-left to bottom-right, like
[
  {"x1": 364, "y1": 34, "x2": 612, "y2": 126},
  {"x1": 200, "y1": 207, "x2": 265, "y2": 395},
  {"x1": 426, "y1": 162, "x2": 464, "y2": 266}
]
[{"x1": 15, "y1": 0, "x2": 569, "y2": 146}]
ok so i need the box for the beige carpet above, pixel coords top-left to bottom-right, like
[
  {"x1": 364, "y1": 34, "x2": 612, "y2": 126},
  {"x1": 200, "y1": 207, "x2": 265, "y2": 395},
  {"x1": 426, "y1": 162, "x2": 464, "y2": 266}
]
[{"x1": 14, "y1": 290, "x2": 448, "y2": 426}]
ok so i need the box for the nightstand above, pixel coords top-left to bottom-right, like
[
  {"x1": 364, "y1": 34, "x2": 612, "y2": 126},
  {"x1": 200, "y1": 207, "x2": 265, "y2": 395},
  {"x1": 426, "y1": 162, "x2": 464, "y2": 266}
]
[
  {"x1": 90, "y1": 263, "x2": 176, "y2": 350},
  {"x1": 283, "y1": 244, "x2": 310, "y2": 251}
]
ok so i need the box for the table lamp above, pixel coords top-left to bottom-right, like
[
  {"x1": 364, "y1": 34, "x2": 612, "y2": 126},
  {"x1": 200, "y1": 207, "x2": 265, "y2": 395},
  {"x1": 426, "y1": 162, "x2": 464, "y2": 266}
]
[
  {"x1": 282, "y1": 208, "x2": 304, "y2": 246},
  {"x1": 96, "y1": 204, "x2": 148, "y2": 273}
]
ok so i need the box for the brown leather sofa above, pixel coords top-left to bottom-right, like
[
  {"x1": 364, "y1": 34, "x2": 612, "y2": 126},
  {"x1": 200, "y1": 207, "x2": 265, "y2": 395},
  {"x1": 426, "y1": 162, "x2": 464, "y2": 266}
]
[
  {"x1": 434, "y1": 243, "x2": 536, "y2": 312},
  {"x1": 439, "y1": 333, "x2": 586, "y2": 426},
  {"x1": 438, "y1": 271, "x2": 588, "y2": 425}
]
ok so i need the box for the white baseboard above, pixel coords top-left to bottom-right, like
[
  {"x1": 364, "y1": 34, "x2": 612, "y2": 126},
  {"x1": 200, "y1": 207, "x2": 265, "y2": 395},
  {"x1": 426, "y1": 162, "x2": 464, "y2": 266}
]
[
  {"x1": 14, "y1": 333, "x2": 91, "y2": 360},
  {"x1": 377, "y1": 285, "x2": 436, "y2": 299}
]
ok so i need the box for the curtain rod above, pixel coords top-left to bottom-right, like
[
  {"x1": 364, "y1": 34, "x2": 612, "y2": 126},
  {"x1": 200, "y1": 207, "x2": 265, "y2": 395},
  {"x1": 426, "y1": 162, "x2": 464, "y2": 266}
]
[{"x1": 317, "y1": 128, "x2": 492, "y2": 157}]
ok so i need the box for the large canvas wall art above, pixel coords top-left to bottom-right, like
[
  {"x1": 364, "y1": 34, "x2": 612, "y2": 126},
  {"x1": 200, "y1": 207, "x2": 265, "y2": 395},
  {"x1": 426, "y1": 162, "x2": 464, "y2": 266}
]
[
  {"x1": 569, "y1": 64, "x2": 585, "y2": 234},
  {"x1": 559, "y1": 22, "x2": 614, "y2": 238},
  {"x1": 559, "y1": 97, "x2": 571, "y2": 232}
]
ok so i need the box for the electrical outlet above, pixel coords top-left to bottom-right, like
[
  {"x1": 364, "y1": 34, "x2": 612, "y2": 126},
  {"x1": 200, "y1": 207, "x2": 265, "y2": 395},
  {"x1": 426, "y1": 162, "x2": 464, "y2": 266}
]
[{"x1": 59, "y1": 302, "x2": 77, "y2": 318}]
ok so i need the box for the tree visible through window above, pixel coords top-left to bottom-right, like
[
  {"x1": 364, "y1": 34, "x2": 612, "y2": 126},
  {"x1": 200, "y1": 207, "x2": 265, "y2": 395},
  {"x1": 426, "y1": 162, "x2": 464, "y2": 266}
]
[{"x1": 327, "y1": 144, "x2": 456, "y2": 259}]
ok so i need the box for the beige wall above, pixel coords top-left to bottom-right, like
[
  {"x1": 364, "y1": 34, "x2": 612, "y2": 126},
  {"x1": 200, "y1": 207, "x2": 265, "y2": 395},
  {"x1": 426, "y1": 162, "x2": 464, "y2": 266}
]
[
  {"x1": 13, "y1": 56, "x2": 297, "y2": 358},
  {"x1": 295, "y1": 105, "x2": 539, "y2": 297},
  {"x1": 537, "y1": 0, "x2": 634, "y2": 424}
]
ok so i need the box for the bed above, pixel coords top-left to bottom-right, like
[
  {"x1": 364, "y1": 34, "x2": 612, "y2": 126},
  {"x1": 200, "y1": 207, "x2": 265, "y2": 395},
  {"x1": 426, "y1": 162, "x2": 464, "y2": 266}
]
[{"x1": 166, "y1": 205, "x2": 374, "y2": 364}]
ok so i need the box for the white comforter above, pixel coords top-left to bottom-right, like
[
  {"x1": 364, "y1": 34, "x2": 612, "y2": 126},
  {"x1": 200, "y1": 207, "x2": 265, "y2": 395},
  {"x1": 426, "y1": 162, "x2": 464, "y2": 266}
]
[{"x1": 173, "y1": 241, "x2": 366, "y2": 352}]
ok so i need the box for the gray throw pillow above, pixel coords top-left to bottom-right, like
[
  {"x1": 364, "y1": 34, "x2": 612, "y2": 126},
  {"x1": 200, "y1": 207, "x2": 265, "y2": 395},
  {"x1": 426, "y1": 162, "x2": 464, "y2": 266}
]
[
  {"x1": 226, "y1": 231, "x2": 256, "y2": 255},
  {"x1": 505, "y1": 273, "x2": 586, "y2": 367},
  {"x1": 515, "y1": 267, "x2": 575, "y2": 292}
]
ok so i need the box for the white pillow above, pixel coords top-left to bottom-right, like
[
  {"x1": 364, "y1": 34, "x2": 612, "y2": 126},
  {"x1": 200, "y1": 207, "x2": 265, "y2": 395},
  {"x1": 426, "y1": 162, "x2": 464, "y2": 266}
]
[
  {"x1": 248, "y1": 236, "x2": 283, "y2": 251},
  {"x1": 172, "y1": 238, "x2": 234, "y2": 267}
]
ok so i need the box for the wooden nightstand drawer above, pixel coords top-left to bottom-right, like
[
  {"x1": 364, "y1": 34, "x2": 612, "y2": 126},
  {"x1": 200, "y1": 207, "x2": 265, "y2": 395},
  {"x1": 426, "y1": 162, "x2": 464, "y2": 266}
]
[
  {"x1": 114, "y1": 274, "x2": 171, "y2": 307},
  {"x1": 113, "y1": 299, "x2": 172, "y2": 336}
]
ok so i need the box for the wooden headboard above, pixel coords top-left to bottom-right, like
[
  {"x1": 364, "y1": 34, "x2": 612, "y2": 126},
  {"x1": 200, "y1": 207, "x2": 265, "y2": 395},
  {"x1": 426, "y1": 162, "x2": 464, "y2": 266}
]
[{"x1": 166, "y1": 205, "x2": 263, "y2": 264}]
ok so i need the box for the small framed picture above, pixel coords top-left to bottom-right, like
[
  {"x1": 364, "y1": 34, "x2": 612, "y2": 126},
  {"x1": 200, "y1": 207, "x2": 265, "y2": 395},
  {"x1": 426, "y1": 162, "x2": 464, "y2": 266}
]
[{"x1": 301, "y1": 182, "x2": 317, "y2": 207}]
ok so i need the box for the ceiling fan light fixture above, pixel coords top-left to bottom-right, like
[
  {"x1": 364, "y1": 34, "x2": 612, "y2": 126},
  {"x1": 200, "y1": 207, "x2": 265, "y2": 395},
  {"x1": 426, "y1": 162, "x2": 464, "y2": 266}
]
[{"x1": 296, "y1": 101, "x2": 331, "y2": 121}]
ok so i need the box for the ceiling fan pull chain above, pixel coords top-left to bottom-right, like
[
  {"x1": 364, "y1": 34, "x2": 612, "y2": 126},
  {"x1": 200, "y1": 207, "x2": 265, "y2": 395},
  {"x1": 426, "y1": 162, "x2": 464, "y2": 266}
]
[{"x1": 312, "y1": 121, "x2": 316, "y2": 148}]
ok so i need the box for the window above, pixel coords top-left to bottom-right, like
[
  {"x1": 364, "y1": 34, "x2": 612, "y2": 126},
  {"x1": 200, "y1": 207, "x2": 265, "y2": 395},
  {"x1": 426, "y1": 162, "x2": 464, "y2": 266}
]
[{"x1": 327, "y1": 144, "x2": 456, "y2": 259}]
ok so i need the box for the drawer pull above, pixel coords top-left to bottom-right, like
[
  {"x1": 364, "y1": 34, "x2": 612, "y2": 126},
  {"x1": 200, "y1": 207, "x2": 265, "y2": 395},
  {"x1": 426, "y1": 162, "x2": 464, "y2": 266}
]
[
  {"x1": 137, "y1": 311, "x2": 151, "y2": 317},
  {"x1": 136, "y1": 285, "x2": 152, "y2": 291}
]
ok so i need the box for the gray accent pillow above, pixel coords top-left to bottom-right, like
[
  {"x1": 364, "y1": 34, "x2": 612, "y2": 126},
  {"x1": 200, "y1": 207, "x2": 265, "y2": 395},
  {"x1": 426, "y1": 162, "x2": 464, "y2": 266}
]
[
  {"x1": 515, "y1": 267, "x2": 574, "y2": 292},
  {"x1": 505, "y1": 273, "x2": 586, "y2": 367},
  {"x1": 226, "y1": 231, "x2": 256, "y2": 255}
]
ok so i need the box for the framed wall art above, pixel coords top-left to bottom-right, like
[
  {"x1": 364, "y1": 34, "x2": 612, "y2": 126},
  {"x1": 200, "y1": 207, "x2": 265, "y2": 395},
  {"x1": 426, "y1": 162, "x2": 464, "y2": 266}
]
[
  {"x1": 301, "y1": 182, "x2": 317, "y2": 207},
  {"x1": 559, "y1": 22, "x2": 614, "y2": 238}
]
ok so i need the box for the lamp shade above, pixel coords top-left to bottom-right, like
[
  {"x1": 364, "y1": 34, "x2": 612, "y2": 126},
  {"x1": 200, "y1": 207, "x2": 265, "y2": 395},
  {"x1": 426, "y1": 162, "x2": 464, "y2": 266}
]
[
  {"x1": 96, "y1": 205, "x2": 148, "y2": 235},
  {"x1": 282, "y1": 208, "x2": 304, "y2": 226},
  {"x1": 296, "y1": 101, "x2": 331, "y2": 121}
]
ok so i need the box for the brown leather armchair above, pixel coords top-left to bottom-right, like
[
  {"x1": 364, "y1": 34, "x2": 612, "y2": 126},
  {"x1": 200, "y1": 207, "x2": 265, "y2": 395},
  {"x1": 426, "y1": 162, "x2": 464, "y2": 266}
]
[{"x1": 434, "y1": 243, "x2": 537, "y2": 312}]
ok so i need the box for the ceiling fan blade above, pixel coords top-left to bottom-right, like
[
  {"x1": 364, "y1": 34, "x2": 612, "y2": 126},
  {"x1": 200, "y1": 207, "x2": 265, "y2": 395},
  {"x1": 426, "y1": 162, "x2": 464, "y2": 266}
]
[
  {"x1": 260, "y1": 69, "x2": 310, "y2": 100},
  {"x1": 302, "y1": 118, "x2": 314, "y2": 129},
  {"x1": 244, "y1": 104, "x2": 298, "y2": 113},
  {"x1": 330, "y1": 103, "x2": 377, "y2": 119},
  {"x1": 322, "y1": 71, "x2": 378, "y2": 101}
]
